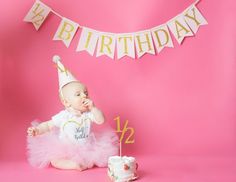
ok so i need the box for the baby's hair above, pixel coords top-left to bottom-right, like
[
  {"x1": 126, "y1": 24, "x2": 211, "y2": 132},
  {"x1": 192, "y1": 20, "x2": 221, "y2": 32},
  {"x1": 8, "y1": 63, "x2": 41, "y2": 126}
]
[{"x1": 59, "y1": 81, "x2": 86, "y2": 100}]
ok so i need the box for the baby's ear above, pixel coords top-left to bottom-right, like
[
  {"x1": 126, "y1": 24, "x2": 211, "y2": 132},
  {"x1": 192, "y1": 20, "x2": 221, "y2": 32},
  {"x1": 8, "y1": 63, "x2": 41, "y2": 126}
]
[
  {"x1": 61, "y1": 98, "x2": 71, "y2": 107},
  {"x1": 59, "y1": 94, "x2": 70, "y2": 107}
]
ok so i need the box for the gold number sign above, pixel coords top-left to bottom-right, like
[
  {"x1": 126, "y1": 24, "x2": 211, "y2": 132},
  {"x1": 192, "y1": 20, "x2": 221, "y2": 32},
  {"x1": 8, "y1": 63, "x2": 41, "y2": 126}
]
[{"x1": 114, "y1": 116, "x2": 135, "y2": 144}]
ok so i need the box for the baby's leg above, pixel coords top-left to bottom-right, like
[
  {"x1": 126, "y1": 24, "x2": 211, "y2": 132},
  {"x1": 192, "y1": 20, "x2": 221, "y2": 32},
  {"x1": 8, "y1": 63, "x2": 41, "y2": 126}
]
[{"x1": 51, "y1": 159, "x2": 87, "y2": 171}]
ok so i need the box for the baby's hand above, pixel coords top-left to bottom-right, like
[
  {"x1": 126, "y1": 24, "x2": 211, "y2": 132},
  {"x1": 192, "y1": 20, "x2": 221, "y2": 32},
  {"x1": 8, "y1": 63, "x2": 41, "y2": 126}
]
[
  {"x1": 27, "y1": 127, "x2": 39, "y2": 137},
  {"x1": 83, "y1": 99, "x2": 94, "y2": 110}
]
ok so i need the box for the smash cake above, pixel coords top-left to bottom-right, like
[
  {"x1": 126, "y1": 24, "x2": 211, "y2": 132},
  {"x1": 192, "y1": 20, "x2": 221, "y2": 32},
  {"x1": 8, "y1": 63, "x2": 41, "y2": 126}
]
[{"x1": 108, "y1": 156, "x2": 138, "y2": 182}]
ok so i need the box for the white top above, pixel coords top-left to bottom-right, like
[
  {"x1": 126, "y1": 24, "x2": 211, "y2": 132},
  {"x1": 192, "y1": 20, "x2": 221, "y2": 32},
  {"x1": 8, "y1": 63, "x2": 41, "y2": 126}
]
[{"x1": 51, "y1": 110, "x2": 95, "y2": 144}]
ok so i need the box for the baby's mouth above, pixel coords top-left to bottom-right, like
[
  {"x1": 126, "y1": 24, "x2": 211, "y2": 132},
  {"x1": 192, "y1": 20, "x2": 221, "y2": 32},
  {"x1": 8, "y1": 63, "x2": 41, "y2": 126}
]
[{"x1": 82, "y1": 100, "x2": 87, "y2": 108}]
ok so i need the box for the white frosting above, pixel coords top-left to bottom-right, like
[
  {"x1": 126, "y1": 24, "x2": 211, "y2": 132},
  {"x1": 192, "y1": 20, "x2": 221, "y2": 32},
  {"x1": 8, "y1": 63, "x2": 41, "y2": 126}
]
[{"x1": 108, "y1": 156, "x2": 138, "y2": 182}]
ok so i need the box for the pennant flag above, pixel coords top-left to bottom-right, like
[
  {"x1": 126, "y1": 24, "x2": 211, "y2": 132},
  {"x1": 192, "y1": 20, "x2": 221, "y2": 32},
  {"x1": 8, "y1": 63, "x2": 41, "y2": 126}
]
[
  {"x1": 116, "y1": 33, "x2": 135, "y2": 59},
  {"x1": 135, "y1": 30, "x2": 155, "y2": 58},
  {"x1": 76, "y1": 27, "x2": 99, "y2": 56},
  {"x1": 151, "y1": 24, "x2": 174, "y2": 53},
  {"x1": 24, "y1": 0, "x2": 51, "y2": 30},
  {"x1": 167, "y1": 14, "x2": 194, "y2": 44},
  {"x1": 96, "y1": 32, "x2": 116, "y2": 59},
  {"x1": 184, "y1": 5, "x2": 208, "y2": 34},
  {"x1": 53, "y1": 18, "x2": 79, "y2": 47}
]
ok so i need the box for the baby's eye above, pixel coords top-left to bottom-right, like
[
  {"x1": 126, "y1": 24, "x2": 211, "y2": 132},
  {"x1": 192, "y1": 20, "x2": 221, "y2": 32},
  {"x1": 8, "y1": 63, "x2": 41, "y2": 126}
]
[{"x1": 76, "y1": 93, "x2": 80, "y2": 96}]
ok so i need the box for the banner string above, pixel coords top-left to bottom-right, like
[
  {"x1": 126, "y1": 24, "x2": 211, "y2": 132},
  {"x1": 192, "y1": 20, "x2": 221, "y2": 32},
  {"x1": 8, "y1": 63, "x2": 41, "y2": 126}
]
[{"x1": 50, "y1": 9, "x2": 62, "y2": 19}]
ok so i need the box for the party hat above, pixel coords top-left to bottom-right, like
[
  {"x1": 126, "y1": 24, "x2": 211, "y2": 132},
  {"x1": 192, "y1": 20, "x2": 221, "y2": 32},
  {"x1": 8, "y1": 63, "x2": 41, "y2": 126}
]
[{"x1": 52, "y1": 55, "x2": 78, "y2": 90}]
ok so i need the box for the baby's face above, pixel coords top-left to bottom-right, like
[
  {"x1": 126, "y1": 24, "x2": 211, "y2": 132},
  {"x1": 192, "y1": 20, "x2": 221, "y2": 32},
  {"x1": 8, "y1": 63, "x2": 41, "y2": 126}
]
[{"x1": 61, "y1": 81, "x2": 89, "y2": 112}]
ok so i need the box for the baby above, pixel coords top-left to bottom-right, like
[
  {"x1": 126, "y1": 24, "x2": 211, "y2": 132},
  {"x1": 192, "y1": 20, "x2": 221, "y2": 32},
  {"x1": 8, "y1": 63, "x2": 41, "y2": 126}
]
[{"x1": 27, "y1": 56, "x2": 118, "y2": 170}]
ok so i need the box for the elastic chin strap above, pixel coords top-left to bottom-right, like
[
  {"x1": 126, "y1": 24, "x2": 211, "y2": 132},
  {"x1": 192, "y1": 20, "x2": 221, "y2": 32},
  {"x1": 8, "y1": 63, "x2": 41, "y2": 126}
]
[
  {"x1": 59, "y1": 88, "x2": 69, "y2": 110},
  {"x1": 59, "y1": 89, "x2": 65, "y2": 100},
  {"x1": 66, "y1": 106, "x2": 82, "y2": 116}
]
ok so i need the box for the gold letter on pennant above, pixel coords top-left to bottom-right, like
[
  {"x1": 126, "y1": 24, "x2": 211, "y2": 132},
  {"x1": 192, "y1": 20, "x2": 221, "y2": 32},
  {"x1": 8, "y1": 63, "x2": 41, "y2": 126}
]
[
  {"x1": 185, "y1": 8, "x2": 200, "y2": 26},
  {"x1": 174, "y1": 20, "x2": 190, "y2": 39},
  {"x1": 53, "y1": 18, "x2": 79, "y2": 47},
  {"x1": 84, "y1": 31, "x2": 93, "y2": 49},
  {"x1": 117, "y1": 34, "x2": 135, "y2": 59},
  {"x1": 57, "y1": 21, "x2": 75, "y2": 40},
  {"x1": 151, "y1": 25, "x2": 174, "y2": 53},
  {"x1": 96, "y1": 33, "x2": 115, "y2": 59},
  {"x1": 118, "y1": 36, "x2": 133, "y2": 54},
  {"x1": 100, "y1": 35, "x2": 112, "y2": 54},
  {"x1": 153, "y1": 29, "x2": 169, "y2": 47},
  {"x1": 136, "y1": 34, "x2": 152, "y2": 53},
  {"x1": 183, "y1": 5, "x2": 208, "y2": 34},
  {"x1": 76, "y1": 28, "x2": 99, "y2": 56},
  {"x1": 167, "y1": 15, "x2": 193, "y2": 45},
  {"x1": 135, "y1": 31, "x2": 155, "y2": 58}
]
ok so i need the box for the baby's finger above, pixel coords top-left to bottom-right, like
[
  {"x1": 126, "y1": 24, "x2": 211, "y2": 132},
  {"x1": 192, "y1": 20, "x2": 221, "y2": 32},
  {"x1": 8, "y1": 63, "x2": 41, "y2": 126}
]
[
  {"x1": 27, "y1": 131, "x2": 33, "y2": 135},
  {"x1": 83, "y1": 102, "x2": 89, "y2": 106},
  {"x1": 83, "y1": 99, "x2": 89, "y2": 104},
  {"x1": 28, "y1": 127, "x2": 34, "y2": 131}
]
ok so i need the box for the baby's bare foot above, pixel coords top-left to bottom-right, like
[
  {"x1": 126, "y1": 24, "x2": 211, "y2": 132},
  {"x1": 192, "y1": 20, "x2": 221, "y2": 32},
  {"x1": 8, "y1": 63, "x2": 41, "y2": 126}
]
[{"x1": 77, "y1": 164, "x2": 87, "y2": 171}]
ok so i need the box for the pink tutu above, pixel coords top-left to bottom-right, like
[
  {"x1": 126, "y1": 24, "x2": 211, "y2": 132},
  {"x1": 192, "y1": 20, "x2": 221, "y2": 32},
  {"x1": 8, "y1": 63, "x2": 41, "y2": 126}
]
[{"x1": 27, "y1": 122, "x2": 119, "y2": 169}]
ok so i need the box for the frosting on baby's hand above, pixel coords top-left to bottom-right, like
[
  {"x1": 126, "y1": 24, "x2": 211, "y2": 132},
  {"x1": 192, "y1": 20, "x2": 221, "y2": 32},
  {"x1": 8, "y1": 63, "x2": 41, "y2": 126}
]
[
  {"x1": 27, "y1": 127, "x2": 39, "y2": 137},
  {"x1": 83, "y1": 99, "x2": 94, "y2": 111}
]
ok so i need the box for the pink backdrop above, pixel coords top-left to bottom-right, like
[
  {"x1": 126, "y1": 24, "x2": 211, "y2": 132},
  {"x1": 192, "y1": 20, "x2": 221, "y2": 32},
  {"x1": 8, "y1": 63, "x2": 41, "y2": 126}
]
[{"x1": 0, "y1": 0, "x2": 236, "y2": 181}]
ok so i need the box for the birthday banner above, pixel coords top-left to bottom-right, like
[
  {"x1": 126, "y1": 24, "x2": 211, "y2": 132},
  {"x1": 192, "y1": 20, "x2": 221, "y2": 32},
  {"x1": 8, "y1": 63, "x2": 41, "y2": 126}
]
[{"x1": 24, "y1": 0, "x2": 208, "y2": 59}]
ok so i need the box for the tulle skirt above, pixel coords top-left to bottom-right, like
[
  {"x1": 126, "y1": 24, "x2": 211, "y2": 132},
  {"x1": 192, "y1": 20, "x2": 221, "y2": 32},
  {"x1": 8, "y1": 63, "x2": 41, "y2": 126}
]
[{"x1": 27, "y1": 122, "x2": 119, "y2": 169}]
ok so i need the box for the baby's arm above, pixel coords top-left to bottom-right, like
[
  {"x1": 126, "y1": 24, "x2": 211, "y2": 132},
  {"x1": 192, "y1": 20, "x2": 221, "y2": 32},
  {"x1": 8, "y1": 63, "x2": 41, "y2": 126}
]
[
  {"x1": 83, "y1": 99, "x2": 105, "y2": 124},
  {"x1": 27, "y1": 120, "x2": 54, "y2": 137},
  {"x1": 90, "y1": 107, "x2": 105, "y2": 125}
]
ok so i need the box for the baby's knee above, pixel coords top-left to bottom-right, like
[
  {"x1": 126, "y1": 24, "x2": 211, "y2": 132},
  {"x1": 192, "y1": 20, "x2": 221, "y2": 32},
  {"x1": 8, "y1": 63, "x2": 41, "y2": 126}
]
[{"x1": 50, "y1": 159, "x2": 82, "y2": 170}]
